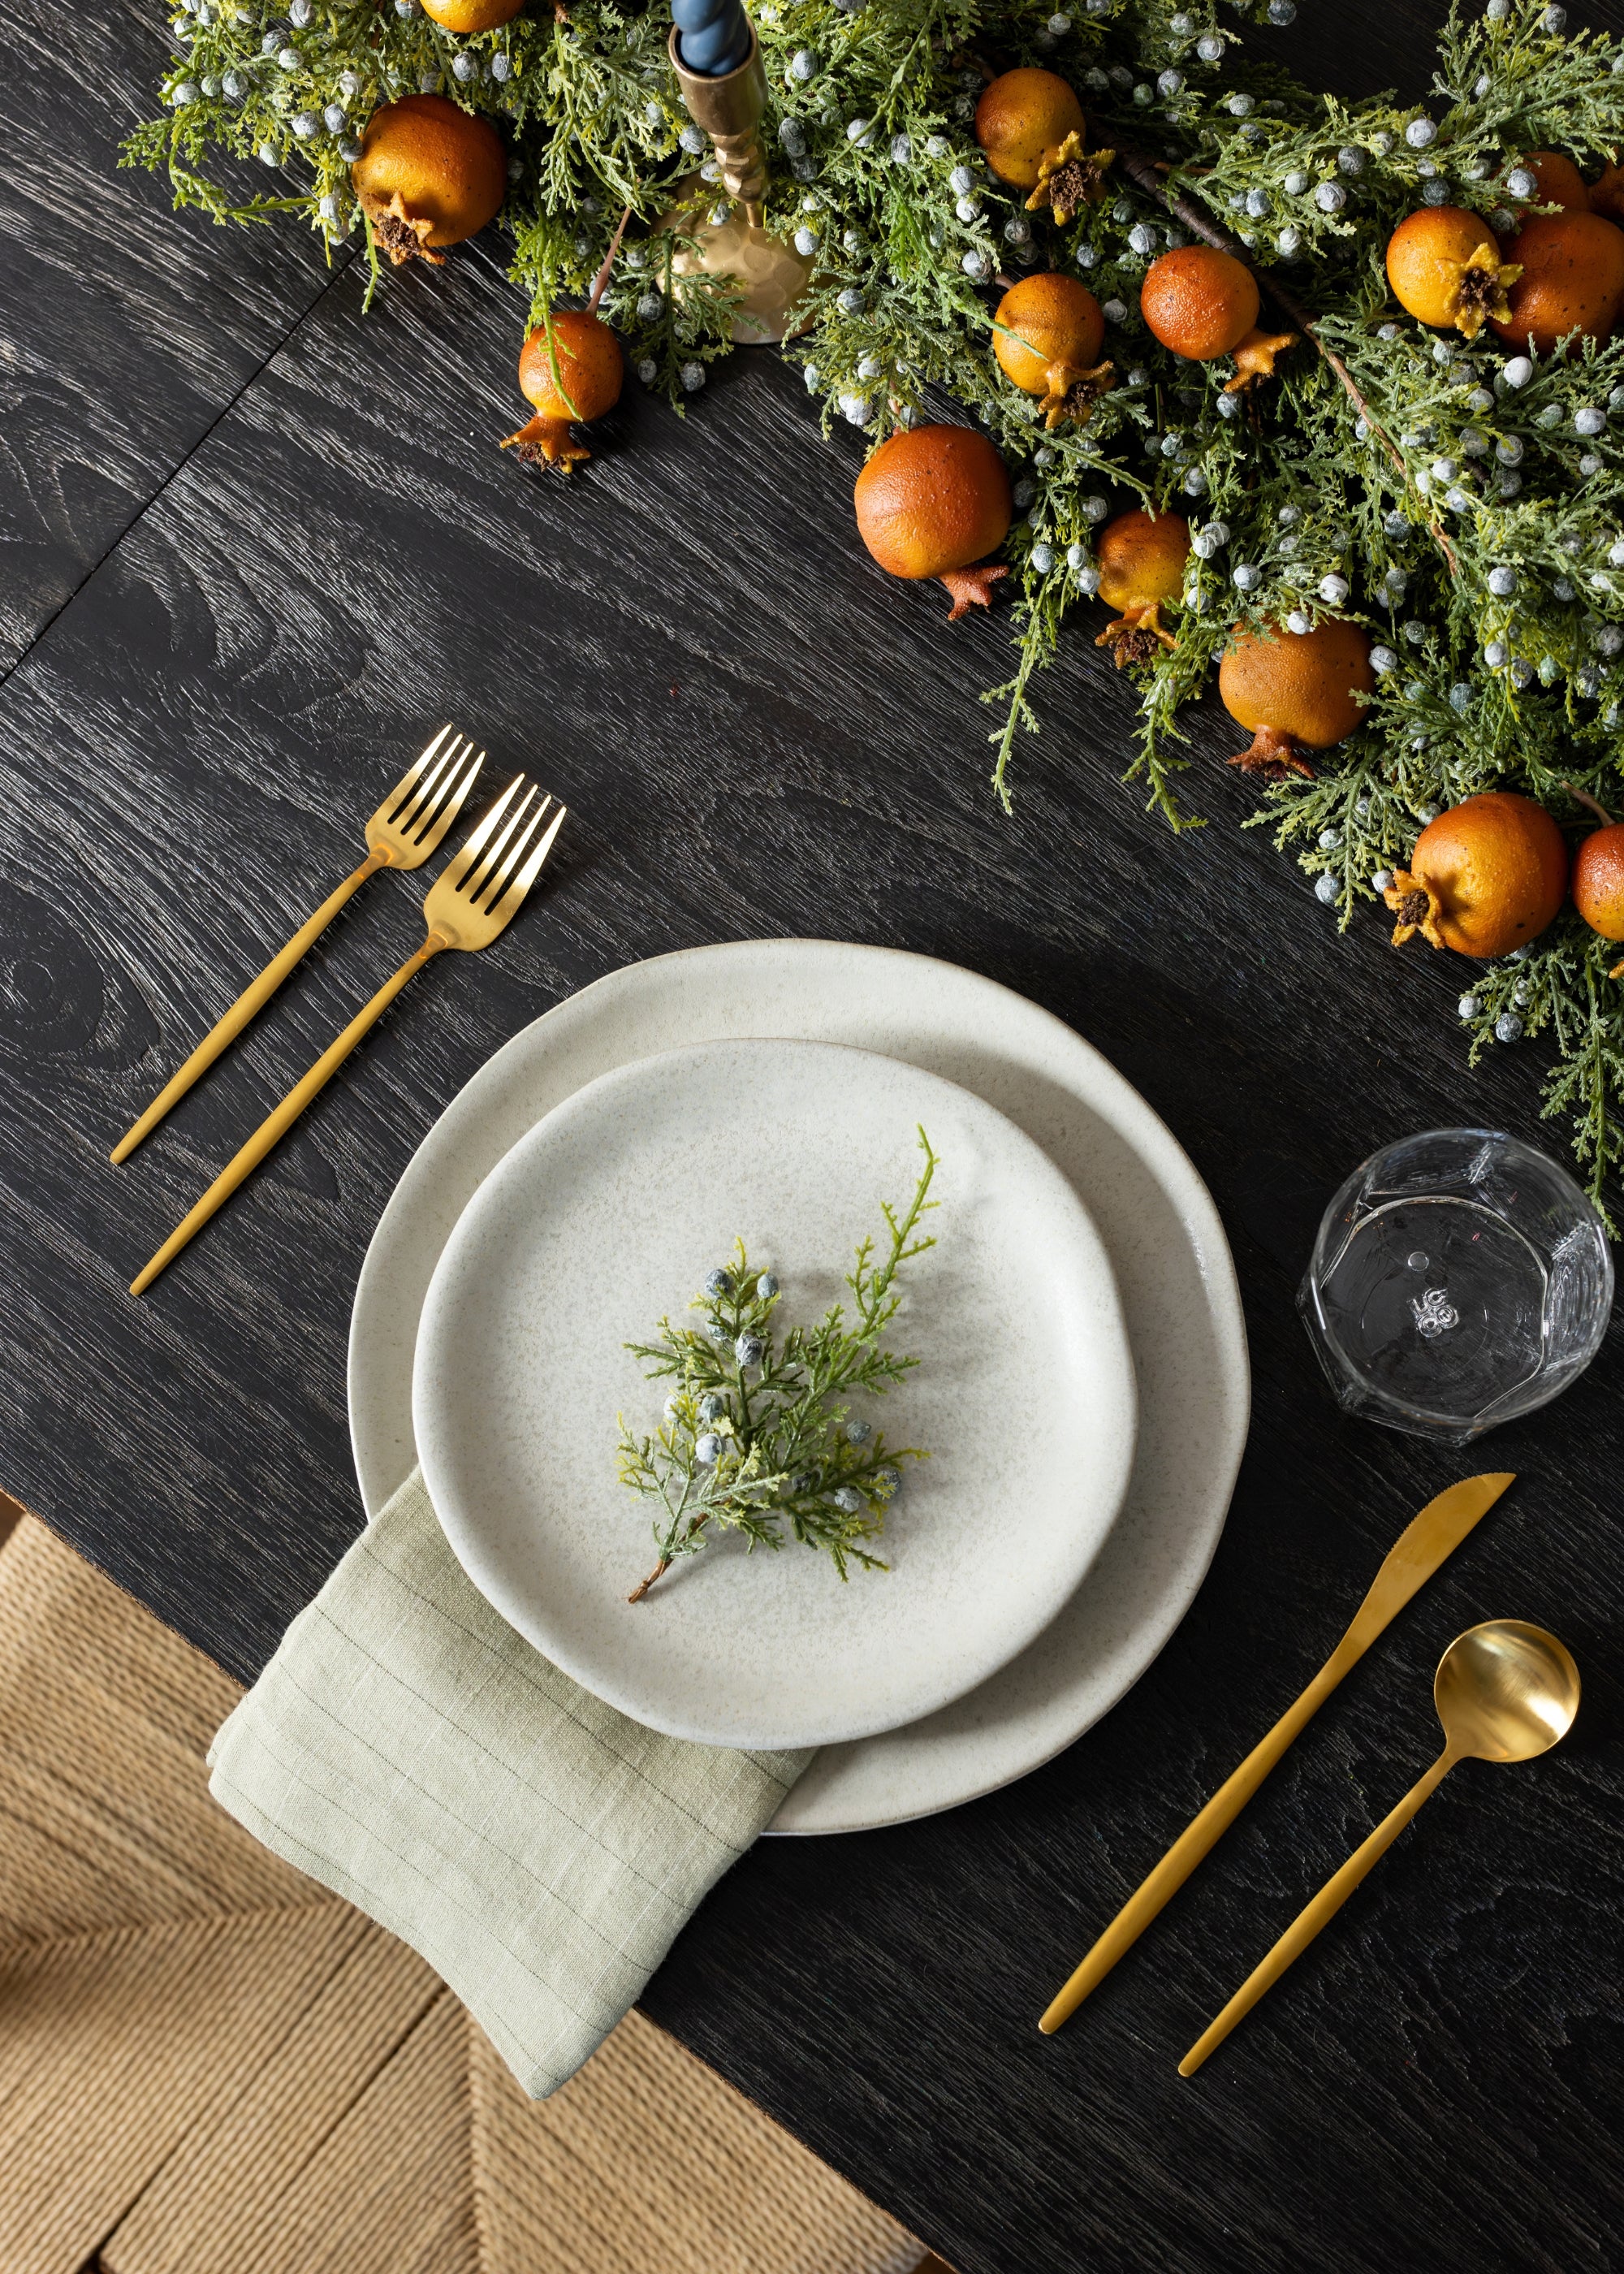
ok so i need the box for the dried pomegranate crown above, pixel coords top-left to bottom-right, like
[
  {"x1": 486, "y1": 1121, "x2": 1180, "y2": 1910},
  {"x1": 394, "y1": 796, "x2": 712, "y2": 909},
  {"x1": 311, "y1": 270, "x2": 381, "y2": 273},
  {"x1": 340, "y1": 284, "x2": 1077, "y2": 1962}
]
[
  {"x1": 1097, "y1": 602, "x2": 1179, "y2": 669},
  {"x1": 1227, "y1": 723, "x2": 1316, "y2": 779},
  {"x1": 1224, "y1": 328, "x2": 1300, "y2": 393},
  {"x1": 1039, "y1": 358, "x2": 1116, "y2": 430},
  {"x1": 363, "y1": 189, "x2": 443, "y2": 267},
  {"x1": 1026, "y1": 132, "x2": 1115, "y2": 227},
  {"x1": 1384, "y1": 869, "x2": 1448, "y2": 948},
  {"x1": 500, "y1": 416, "x2": 592, "y2": 473},
  {"x1": 1449, "y1": 241, "x2": 1522, "y2": 338}
]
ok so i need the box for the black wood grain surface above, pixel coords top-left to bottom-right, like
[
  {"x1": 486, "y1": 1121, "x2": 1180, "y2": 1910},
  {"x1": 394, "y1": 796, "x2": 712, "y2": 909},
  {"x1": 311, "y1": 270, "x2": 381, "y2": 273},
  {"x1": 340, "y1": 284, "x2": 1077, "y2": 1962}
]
[
  {"x1": 1, "y1": 0, "x2": 343, "y2": 673},
  {"x1": 2, "y1": 4, "x2": 1621, "y2": 2269}
]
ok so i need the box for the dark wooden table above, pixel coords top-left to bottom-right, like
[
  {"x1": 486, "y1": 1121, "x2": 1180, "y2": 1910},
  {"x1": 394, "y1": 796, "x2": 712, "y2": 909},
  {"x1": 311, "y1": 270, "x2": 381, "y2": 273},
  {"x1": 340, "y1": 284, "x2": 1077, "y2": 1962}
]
[{"x1": 4, "y1": 4, "x2": 1622, "y2": 2268}]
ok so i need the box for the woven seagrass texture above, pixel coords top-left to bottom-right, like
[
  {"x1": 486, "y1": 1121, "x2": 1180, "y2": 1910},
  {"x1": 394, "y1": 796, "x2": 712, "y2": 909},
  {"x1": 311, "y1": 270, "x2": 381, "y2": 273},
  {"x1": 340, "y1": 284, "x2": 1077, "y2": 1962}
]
[{"x1": 0, "y1": 1511, "x2": 931, "y2": 2274}]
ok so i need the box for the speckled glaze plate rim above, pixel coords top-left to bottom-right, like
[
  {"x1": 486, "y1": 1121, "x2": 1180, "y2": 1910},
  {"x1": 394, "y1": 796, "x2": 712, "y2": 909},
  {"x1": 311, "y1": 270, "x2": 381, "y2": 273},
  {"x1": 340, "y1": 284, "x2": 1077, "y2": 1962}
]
[
  {"x1": 410, "y1": 1035, "x2": 1138, "y2": 1753},
  {"x1": 348, "y1": 938, "x2": 1250, "y2": 1835}
]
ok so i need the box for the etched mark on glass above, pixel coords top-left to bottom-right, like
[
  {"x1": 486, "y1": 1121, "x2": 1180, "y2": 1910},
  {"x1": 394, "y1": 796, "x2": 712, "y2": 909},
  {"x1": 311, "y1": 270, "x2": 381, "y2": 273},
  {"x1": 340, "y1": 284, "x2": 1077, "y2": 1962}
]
[{"x1": 1410, "y1": 1284, "x2": 1460, "y2": 1338}]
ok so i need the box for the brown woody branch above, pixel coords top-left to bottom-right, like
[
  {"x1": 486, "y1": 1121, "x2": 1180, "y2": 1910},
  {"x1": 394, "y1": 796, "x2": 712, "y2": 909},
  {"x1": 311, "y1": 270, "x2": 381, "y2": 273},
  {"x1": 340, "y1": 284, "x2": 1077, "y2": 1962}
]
[
  {"x1": 588, "y1": 203, "x2": 633, "y2": 315},
  {"x1": 627, "y1": 1555, "x2": 670, "y2": 1603},
  {"x1": 628, "y1": 1505, "x2": 712, "y2": 1602},
  {"x1": 1564, "y1": 780, "x2": 1615, "y2": 828}
]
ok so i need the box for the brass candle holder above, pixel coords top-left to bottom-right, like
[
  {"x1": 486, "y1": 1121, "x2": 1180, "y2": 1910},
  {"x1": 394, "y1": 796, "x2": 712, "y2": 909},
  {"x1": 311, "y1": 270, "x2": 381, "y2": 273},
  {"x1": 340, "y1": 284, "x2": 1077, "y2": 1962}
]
[{"x1": 663, "y1": 23, "x2": 813, "y2": 344}]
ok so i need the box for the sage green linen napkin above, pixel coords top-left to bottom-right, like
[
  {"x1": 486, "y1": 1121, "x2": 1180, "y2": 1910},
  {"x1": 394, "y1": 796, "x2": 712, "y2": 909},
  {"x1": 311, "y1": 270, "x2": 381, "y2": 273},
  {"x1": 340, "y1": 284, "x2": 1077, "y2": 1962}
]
[{"x1": 208, "y1": 1466, "x2": 810, "y2": 2098}]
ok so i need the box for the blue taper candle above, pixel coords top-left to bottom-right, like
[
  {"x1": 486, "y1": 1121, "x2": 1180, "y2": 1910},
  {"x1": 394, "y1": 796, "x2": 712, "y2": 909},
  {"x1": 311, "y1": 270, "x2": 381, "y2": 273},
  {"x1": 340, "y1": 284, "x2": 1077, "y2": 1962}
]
[{"x1": 672, "y1": 0, "x2": 752, "y2": 76}]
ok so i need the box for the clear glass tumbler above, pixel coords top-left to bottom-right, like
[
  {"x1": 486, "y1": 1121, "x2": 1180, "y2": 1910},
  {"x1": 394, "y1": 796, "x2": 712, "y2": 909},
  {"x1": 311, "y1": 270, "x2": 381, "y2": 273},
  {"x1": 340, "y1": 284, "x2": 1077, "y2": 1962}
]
[{"x1": 1298, "y1": 1128, "x2": 1614, "y2": 1441}]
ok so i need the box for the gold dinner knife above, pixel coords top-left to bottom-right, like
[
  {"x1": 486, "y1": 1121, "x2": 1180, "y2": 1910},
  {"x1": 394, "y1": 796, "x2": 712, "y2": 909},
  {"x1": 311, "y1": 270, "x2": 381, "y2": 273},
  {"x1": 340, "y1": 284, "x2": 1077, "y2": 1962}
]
[{"x1": 1038, "y1": 1471, "x2": 1516, "y2": 2036}]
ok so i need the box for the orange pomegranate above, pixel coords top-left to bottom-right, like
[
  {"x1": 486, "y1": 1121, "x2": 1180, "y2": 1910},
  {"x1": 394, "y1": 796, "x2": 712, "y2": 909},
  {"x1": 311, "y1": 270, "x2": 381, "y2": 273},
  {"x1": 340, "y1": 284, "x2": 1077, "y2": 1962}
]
[
  {"x1": 1384, "y1": 794, "x2": 1569, "y2": 958},
  {"x1": 1140, "y1": 245, "x2": 1259, "y2": 361},
  {"x1": 1590, "y1": 163, "x2": 1624, "y2": 224},
  {"x1": 1219, "y1": 620, "x2": 1375, "y2": 776},
  {"x1": 1093, "y1": 510, "x2": 1190, "y2": 665},
  {"x1": 976, "y1": 69, "x2": 1086, "y2": 198},
  {"x1": 1489, "y1": 209, "x2": 1624, "y2": 352},
  {"x1": 1514, "y1": 150, "x2": 1590, "y2": 210},
  {"x1": 1384, "y1": 206, "x2": 1520, "y2": 337},
  {"x1": 1572, "y1": 805, "x2": 1624, "y2": 955},
  {"x1": 351, "y1": 95, "x2": 506, "y2": 266},
  {"x1": 854, "y1": 425, "x2": 1013, "y2": 620},
  {"x1": 500, "y1": 310, "x2": 623, "y2": 472},
  {"x1": 992, "y1": 274, "x2": 1112, "y2": 428},
  {"x1": 421, "y1": 0, "x2": 522, "y2": 26}
]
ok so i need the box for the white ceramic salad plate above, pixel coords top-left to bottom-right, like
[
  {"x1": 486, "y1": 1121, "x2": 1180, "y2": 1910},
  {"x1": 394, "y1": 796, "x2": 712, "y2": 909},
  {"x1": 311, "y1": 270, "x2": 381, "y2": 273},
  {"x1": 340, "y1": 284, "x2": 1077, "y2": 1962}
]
[{"x1": 412, "y1": 1036, "x2": 1138, "y2": 1753}]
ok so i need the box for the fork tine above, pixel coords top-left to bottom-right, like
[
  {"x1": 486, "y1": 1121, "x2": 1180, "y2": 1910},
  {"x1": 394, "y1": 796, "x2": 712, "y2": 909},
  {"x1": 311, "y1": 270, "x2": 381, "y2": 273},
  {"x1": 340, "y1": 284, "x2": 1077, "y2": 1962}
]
[
  {"x1": 439, "y1": 774, "x2": 523, "y2": 891},
  {"x1": 392, "y1": 732, "x2": 465, "y2": 832},
  {"x1": 408, "y1": 743, "x2": 483, "y2": 849},
  {"x1": 469, "y1": 789, "x2": 547, "y2": 908},
  {"x1": 463, "y1": 785, "x2": 542, "y2": 906},
  {"x1": 488, "y1": 799, "x2": 567, "y2": 919},
  {"x1": 390, "y1": 739, "x2": 458, "y2": 833},
  {"x1": 386, "y1": 723, "x2": 455, "y2": 816}
]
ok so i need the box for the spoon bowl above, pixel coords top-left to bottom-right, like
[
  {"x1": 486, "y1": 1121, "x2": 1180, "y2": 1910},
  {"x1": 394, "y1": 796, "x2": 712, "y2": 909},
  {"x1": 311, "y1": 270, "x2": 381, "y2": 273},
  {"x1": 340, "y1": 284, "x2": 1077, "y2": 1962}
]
[{"x1": 1436, "y1": 1619, "x2": 1581, "y2": 1763}]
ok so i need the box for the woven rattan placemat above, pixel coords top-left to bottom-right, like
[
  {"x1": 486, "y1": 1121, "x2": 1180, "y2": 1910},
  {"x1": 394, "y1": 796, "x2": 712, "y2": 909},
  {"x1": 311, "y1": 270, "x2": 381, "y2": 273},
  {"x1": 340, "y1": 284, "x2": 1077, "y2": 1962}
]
[{"x1": 0, "y1": 1507, "x2": 935, "y2": 2274}]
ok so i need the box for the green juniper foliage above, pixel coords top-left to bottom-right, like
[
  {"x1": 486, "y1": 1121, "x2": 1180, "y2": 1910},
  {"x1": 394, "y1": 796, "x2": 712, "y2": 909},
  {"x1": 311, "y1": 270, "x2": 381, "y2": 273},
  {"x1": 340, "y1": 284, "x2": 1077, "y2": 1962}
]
[
  {"x1": 616, "y1": 1129, "x2": 938, "y2": 1600},
  {"x1": 132, "y1": 0, "x2": 1624, "y2": 1208}
]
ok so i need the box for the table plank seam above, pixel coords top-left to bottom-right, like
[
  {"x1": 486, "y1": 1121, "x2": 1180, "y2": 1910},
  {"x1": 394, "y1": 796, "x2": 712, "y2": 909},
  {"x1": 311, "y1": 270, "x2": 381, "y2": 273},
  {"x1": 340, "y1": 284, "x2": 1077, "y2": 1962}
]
[{"x1": 0, "y1": 236, "x2": 362, "y2": 699}]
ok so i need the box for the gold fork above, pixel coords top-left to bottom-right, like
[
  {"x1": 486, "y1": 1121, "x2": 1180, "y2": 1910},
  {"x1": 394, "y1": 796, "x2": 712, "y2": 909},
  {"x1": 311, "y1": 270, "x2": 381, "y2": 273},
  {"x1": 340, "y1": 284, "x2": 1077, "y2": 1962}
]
[
  {"x1": 111, "y1": 724, "x2": 485, "y2": 1164},
  {"x1": 129, "y1": 778, "x2": 567, "y2": 1296}
]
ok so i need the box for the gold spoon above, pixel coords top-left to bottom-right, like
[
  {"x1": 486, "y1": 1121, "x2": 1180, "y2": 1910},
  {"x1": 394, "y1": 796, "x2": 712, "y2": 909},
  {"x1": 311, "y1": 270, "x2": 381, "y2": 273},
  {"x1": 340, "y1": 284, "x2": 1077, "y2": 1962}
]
[{"x1": 1179, "y1": 1619, "x2": 1580, "y2": 2077}]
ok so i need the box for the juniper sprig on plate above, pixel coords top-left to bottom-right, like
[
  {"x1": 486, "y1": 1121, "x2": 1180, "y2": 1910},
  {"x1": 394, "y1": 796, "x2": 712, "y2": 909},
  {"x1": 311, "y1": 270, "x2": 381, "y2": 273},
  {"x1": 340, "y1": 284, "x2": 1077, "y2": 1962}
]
[{"x1": 617, "y1": 1127, "x2": 939, "y2": 1603}]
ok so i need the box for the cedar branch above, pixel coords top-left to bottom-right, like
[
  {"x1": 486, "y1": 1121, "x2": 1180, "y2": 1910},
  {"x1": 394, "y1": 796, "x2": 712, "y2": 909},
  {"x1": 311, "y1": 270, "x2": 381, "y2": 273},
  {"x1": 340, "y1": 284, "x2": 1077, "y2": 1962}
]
[{"x1": 1109, "y1": 140, "x2": 1459, "y2": 577}]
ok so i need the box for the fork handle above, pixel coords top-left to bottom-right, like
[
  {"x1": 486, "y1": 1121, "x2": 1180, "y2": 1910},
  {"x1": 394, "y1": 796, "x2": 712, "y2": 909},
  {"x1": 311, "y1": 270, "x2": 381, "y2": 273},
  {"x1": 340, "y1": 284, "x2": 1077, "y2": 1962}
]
[
  {"x1": 129, "y1": 938, "x2": 445, "y2": 1296},
  {"x1": 110, "y1": 849, "x2": 390, "y2": 1164}
]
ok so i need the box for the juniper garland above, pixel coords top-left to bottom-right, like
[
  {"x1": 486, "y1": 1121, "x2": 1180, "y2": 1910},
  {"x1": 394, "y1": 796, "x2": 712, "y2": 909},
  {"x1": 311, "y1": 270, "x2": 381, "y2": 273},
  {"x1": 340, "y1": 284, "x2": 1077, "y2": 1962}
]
[
  {"x1": 130, "y1": 0, "x2": 1624, "y2": 1208},
  {"x1": 616, "y1": 1128, "x2": 938, "y2": 1602}
]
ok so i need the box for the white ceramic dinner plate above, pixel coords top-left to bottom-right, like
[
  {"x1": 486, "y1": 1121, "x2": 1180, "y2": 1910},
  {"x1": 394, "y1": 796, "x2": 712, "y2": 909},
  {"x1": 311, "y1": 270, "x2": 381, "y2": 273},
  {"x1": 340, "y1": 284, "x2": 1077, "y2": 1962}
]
[
  {"x1": 350, "y1": 939, "x2": 1250, "y2": 1831},
  {"x1": 412, "y1": 1038, "x2": 1138, "y2": 1753}
]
